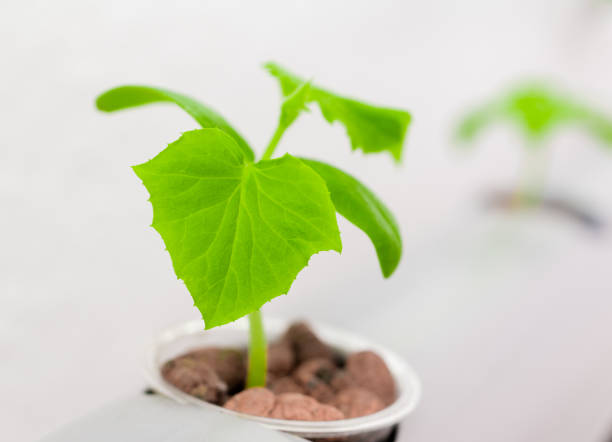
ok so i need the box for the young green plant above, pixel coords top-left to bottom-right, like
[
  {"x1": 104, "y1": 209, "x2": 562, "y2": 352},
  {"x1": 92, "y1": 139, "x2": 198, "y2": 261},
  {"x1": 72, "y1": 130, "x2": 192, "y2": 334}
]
[
  {"x1": 456, "y1": 83, "x2": 612, "y2": 205},
  {"x1": 96, "y1": 62, "x2": 410, "y2": 388}
]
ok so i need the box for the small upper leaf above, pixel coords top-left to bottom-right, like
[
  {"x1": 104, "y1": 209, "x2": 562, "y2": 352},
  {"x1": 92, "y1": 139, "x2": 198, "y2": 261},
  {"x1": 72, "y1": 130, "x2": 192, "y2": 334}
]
[
  {"x1": 96, "y1": 85, "x2": 254, "y2": 161},
  {"x1": 279, "y1": 81, "x2": 312, "y2": 130},
  {"x1": 265, "y1": 62, "x2": 411, "y2": 162},
  {"x1": 457, "y1": 84, "x2": 612, "y2": 147},
  {"x1": 133, "y1": 129, "x2": 341, "y2": 328},
  {"x1": 301, "y1": 159, "x2": 402, "y2": 278}
]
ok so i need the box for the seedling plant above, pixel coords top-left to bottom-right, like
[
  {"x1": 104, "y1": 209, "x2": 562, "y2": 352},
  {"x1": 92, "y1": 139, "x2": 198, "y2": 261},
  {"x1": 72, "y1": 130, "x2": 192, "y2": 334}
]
[
  {"x1": 96, "y1": 63, "x2": 410, "y2": 389},
  {"x1": 457, "y1": 83, "x2": 612, "y2": 208}
]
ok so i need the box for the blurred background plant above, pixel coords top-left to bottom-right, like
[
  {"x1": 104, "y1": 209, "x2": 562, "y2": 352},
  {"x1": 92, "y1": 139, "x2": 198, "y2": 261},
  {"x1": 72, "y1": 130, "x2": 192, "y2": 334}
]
[{"x1": 456, "y1": 83, "x2": 612, "y2": 230}]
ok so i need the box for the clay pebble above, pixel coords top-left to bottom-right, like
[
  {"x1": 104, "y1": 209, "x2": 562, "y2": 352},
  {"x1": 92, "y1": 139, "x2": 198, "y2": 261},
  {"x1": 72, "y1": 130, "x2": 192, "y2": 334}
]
[
  {"x1": 332, "y1": 388, "x2": 385, "y2": 418},
  {"x1": 223, "y1": 387, "x2": 276, "y2": 417},
  {"x1": 269, "y1": 393, "x2": 344, "y2": 421},
  {"x1": 185, "y1": 347, "x2": 246, "y2": 392},
  {"x1": 330, "y1": 370, "x2": 358, "y2": 392},
  {"x1": 293, "y1": 358, "x2": 337, "y2": 403},
  {"x1": 286, "y1": 322, "x2": 334, "y2": 363},
  {"x1": 162, "y1": 358, "x2": 227, "y2": 404},
  {"x1": 346, "y1": 351, "x2": 396, "y2": 405},
  {"x1": 267, "y1": 337, "x2": 295, "y2": 377},
  {"x1": 268, "y1": 376, "x2": 305, "y2": 395},
  {"x1": 224, "y1": 389, "x2": 344, "y2": 421}
]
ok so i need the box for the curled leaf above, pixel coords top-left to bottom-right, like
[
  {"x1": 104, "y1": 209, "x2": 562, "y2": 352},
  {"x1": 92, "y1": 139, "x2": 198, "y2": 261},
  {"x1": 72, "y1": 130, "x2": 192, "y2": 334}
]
[
  {"x1": 301, "y1": 158, "x2": 402, "y2": 278},
  {"x1": 96, "y1": 85, "x2": 254, "y2": 160}
]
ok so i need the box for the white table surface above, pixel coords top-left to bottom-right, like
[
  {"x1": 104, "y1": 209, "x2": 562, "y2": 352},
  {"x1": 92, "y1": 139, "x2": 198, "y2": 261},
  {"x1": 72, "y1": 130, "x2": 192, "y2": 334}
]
[
  {"x1": 40, "y1": 395, "x2": 304, "y2": 442},
  {"x1": 2, "y1": 0, "x2": 612, "y2": 441}
]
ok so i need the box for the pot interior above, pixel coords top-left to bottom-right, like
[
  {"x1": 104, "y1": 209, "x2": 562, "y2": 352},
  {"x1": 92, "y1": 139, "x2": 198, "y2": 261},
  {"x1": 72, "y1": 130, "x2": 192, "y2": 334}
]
[{"x1": 146, "y1": 318, "x2": 421, "y2": 441}]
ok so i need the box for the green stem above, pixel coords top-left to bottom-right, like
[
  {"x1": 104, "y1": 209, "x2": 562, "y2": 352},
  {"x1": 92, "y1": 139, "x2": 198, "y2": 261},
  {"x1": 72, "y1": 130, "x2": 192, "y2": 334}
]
[
  {"x1": 260, "y1": 124, "x2": 286, "y2": 161},
  {"x1": 245, "y1": 119, "x2": 292, "y2": 388},
  {"x1": 516, "y1": 145, "x2": 548, "y2": 207},
  {"x1": 246, "y1": 309, "x2": 267, "y2": 388}
]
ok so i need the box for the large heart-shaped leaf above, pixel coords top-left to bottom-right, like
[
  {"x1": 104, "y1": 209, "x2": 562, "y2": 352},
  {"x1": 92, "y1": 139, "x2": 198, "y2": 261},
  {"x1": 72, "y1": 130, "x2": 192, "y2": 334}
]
[{"x1": 133, "y1": 129, "x2": 341, "y2": 328}]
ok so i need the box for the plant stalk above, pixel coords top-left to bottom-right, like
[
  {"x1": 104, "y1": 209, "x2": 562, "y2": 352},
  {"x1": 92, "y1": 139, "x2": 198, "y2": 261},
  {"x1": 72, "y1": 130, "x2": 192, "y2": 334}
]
[
  {"x1": 245, "y1": 117, "x2": 293, "y2": 388},
  {"x1": 246, "y1": 309, "x2": 267, "y2": 388},
  {"x1": 260, "y1": 124, "x2": 286, "y2": 161},
  {"x1": 515, "y1": 145, "x2": 548, "y2": 207},
  {"x1": 245, "y1": 114, "x2": 297, "y2": 387}
]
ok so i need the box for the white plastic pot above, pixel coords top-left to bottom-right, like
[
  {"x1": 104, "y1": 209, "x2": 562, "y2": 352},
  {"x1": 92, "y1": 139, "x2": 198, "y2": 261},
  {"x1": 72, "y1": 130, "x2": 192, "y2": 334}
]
[{"x1": 146, "y1": 318, "x2": 421, "y2": 442}]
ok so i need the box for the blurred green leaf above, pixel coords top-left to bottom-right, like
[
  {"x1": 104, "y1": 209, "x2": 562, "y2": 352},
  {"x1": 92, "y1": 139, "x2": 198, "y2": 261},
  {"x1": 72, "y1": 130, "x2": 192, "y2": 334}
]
[{"x1": 457, "y1": 84, "x2": 612, "y2": 147}]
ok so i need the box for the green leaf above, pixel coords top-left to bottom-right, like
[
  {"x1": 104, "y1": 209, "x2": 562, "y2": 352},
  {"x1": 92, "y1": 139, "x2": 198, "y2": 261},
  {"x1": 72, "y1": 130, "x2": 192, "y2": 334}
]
[
  {"x1": 279, "y1": 81, "x2": 312, "y2": 130},
  {"x1": 301, "y1": 158, "x2": 401, "y2": 278},
  {"x1": 96, "y1": 85, "x2": 254, "y2": 161},
  {"x1": 456, "y1": 102, "x2": 499, "y2": 143},
  {"x1": 133, "y1": 129, "x2": 341, "y2": 329},
  {"x1": 457, "y1": 84, "x2": 612, "y2": 147},
  {"x1": 264, "y1": 62, "x2": 411, "y2": 162}
]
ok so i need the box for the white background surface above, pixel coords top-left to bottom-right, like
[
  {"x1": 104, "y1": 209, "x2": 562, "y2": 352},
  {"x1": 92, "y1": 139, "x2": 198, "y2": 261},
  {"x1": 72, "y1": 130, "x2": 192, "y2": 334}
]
[{"x1": 2, "y1": 0, "x2": 612, "y2": 441}]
